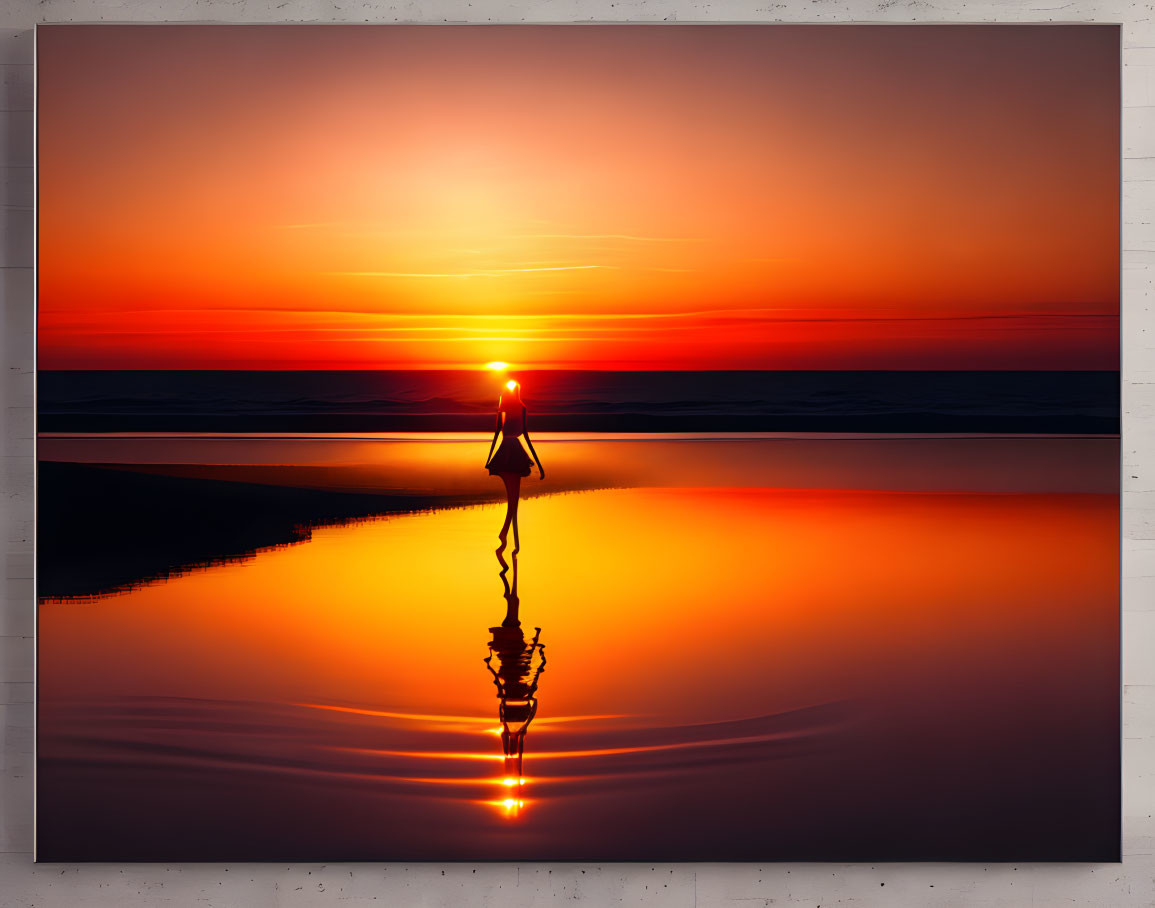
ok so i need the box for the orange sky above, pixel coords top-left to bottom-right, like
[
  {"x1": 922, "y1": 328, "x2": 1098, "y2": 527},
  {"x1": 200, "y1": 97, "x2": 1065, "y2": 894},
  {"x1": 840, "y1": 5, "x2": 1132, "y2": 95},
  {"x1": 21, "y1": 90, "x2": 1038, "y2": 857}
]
[{"x1": 37, "y1": 25, "x2": 1119, "y2": 370}]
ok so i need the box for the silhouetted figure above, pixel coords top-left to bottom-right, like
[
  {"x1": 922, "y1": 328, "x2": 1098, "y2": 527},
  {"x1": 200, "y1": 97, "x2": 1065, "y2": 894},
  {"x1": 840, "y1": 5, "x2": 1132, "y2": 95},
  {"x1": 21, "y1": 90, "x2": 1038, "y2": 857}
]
[
  {"x1": 484, "y1": 379, "x2": 545, "y2": 550},
  {"x1": 484, "y1": 544, "x2": 546, "y2": 815}
]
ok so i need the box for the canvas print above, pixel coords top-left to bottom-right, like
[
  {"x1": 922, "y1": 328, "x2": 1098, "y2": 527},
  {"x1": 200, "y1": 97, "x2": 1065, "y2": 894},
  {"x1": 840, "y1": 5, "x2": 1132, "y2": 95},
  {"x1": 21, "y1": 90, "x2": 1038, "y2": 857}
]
[{"x1": 36, "y1": 24, "x2": 1120, "y2": 861}]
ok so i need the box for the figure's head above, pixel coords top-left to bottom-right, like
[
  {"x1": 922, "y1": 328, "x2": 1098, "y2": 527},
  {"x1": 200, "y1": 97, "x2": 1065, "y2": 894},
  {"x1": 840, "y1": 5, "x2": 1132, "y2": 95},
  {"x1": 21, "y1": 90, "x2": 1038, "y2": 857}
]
[{"x1": 503, "y1": 379, "x2": 522, "y2": 403}]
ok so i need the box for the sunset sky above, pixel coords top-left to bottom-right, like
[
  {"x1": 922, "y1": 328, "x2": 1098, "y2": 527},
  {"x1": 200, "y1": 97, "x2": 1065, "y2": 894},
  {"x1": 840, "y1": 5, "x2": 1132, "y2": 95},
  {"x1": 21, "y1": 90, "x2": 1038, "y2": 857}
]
[{"x1": 37, "y1": 24, "x2": 1119, "y2": 370}]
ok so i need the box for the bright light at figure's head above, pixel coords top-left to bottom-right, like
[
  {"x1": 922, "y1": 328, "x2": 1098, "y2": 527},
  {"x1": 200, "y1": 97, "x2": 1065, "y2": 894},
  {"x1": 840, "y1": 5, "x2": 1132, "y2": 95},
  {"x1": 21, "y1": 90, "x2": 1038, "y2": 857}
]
[
  {"x1": 506, "y1": 380, "x2": 518, "y2": 391},
  {"x1": 485, "y1": 362, "x2": 509, "y2": 371}
]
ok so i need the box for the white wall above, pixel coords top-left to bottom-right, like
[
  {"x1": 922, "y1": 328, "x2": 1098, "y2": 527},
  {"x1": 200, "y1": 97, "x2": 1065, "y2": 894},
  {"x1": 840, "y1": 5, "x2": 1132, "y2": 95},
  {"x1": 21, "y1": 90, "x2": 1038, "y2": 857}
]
[{"x1": 2, "y1": 2, "x2": 1151, "y2": 905}]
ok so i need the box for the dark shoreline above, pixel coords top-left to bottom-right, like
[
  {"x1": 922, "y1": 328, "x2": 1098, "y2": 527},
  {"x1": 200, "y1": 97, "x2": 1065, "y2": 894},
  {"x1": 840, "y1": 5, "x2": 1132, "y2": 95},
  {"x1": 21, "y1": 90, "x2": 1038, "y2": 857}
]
[{"x1": 37, "y1": 462, "x2": 505, "y2": 600}]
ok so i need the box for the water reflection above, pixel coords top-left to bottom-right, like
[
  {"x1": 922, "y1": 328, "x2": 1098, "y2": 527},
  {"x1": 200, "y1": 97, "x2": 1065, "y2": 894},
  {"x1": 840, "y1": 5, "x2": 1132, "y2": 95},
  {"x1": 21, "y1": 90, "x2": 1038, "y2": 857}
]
[
  {"x1": 35, "y1": 480, "x2": 1120, "y2": 860},
  {"x1": 485, "y1": 541, "x2": 546, "y2": 817}
]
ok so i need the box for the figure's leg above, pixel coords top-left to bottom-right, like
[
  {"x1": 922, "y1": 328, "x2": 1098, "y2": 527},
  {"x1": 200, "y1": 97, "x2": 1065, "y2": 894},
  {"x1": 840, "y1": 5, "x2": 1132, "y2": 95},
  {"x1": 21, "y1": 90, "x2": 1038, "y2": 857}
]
[
  {"x1": 499, "y1": 474, "x2": 520, "y2": 543},
  {"x1": 510, "y1": 476, "x2": 522, "y2": 551}
]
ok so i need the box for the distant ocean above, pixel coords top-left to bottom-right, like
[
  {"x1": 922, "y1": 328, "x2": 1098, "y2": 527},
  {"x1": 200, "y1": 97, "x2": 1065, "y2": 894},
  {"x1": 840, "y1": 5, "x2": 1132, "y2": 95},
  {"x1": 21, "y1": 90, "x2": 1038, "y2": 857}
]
[{"x1": 37, "y1": 370, "x2": 1120, "y2": 434}]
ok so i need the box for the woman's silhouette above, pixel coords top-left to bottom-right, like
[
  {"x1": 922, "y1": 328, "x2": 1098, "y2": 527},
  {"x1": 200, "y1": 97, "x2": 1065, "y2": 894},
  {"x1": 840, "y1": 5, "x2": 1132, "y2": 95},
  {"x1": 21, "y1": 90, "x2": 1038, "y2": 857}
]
[{"x1": 485, "y1": 379, "x2": 544, "y2": 549}]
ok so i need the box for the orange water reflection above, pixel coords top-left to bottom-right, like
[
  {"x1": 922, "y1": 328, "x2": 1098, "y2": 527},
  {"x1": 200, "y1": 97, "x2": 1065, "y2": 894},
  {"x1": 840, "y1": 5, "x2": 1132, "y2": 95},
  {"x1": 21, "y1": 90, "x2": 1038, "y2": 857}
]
[
  {"x1": 38, "y1": 487, "x2": 1118, "y2": 746},
  {"x1": 37, "y1": 441, "x2": 1119, "y2": 860}
]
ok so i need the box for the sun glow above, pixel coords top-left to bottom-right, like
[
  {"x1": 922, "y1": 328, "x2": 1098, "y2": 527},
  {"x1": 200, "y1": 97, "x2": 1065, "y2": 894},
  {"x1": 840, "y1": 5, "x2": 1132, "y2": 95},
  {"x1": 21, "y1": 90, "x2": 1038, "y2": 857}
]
[
  {"x1": 485, "y1": 362, "x2": 509, "y2": 371},
  {"x1": 506, "y1": 380, "x2": 518, "y2": 391}
]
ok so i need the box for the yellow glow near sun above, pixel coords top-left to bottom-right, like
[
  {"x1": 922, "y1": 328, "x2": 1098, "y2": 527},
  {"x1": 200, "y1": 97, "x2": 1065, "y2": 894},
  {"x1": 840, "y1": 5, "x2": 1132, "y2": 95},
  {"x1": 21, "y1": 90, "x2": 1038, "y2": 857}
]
[{"x1": 485, "y1": 361, "x2": 509, "y2": 371}]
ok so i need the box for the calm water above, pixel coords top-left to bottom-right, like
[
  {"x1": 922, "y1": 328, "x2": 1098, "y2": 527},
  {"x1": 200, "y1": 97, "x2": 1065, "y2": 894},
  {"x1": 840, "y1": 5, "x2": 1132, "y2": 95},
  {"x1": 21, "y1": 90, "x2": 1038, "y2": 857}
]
[{"x1": 37, "y1": 435, "x2": 1119, "y2": 860}]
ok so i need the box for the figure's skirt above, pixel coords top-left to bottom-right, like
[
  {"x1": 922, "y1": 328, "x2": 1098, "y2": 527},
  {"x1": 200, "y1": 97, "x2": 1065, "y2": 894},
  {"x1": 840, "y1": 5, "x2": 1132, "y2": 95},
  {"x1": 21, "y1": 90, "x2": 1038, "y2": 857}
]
[{"x1": 488, "y1": 437, "x2": 533, "y2": 477}]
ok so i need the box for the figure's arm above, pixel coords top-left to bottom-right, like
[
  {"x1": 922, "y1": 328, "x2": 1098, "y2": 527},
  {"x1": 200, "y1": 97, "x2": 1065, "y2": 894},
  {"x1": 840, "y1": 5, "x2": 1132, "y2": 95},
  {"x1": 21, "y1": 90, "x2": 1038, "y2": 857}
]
[
  {"x1": 484, "y1": 653, "x2": 503, "y2": 692},
  {"x1": 521, "y1": 407, "x2": 545, "y2": 479},
  {"x1": 485, "y1": 410, "x2": 502, "y2": 467},
  {"x1": 528, "y1": 655, "x2": 546, "y2": 692},
  {"x1": 529, "y1": 632, "x2": 547, "y2": 686}
]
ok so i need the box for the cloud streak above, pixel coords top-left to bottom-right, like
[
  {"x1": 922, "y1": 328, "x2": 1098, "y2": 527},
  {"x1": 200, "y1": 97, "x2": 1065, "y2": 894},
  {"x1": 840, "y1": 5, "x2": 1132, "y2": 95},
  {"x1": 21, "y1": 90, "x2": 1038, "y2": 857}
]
[
  {"x1": 336, "y1": 265, "x2": 614, "y2": 278},
  {"x1": 45, "y1": 307, "x2": 1118, "y2": 323},
  {"x1": 512, "y1": 233, "x2": 706, "y2": 243}
]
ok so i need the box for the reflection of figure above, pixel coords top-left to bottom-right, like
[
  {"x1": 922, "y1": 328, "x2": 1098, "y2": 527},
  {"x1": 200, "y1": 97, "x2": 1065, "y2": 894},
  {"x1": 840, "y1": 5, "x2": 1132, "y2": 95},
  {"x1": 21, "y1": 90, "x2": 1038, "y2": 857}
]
[
  {"x1": 484, "y1": 379, "x2": 545, "y2": 549},
  {"x1": 484, "y1": 544, "x2": 546, "y2": 815}
]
